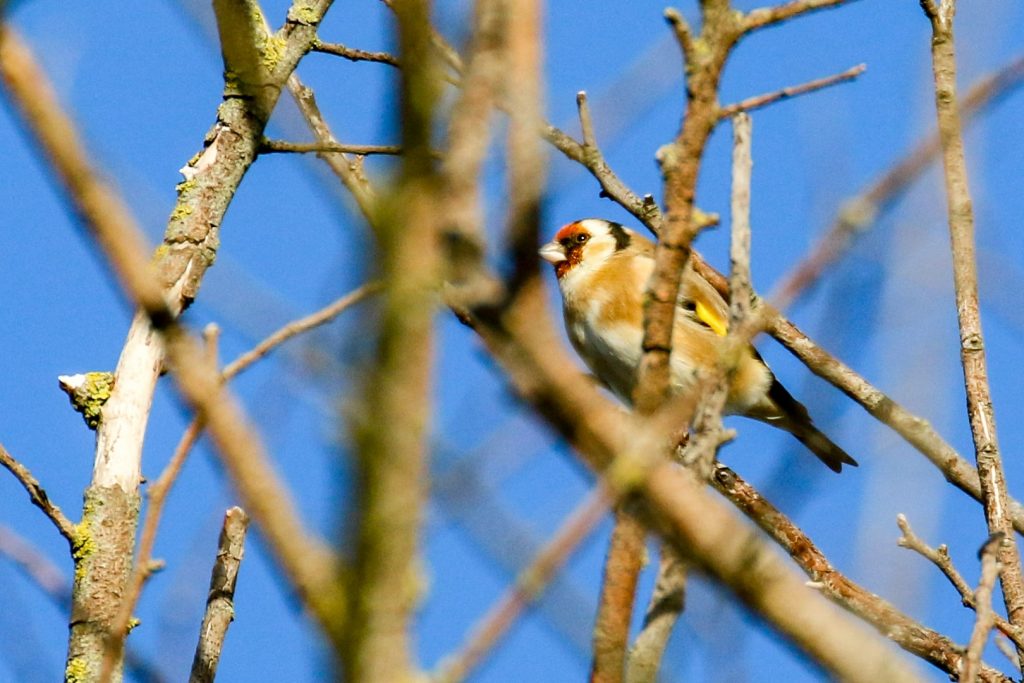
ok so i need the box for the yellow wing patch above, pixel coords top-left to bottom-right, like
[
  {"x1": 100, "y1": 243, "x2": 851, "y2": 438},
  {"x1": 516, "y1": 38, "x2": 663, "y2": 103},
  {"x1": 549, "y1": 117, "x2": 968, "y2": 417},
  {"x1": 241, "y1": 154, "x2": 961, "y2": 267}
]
[{"x1": 695, "y1": 300, "x2": 728, "y2": 337}]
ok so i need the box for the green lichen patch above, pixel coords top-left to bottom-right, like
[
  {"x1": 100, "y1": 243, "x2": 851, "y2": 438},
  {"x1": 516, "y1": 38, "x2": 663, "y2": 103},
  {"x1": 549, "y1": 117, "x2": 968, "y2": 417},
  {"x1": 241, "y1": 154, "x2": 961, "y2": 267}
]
[
  {"x1": 65, "y1": 656, "x2": 90, "y2": 683},
  {"x1": 58, "y1": 372, "x2": 115, "y2": 430}
]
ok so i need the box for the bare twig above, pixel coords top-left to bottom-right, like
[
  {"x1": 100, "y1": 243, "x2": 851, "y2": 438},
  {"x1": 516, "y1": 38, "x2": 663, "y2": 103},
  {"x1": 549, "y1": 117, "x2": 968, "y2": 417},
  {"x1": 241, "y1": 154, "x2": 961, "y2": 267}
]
[
  {"x1": 188, "y1": 507, "x2": 250, "y2": 683},
  {"x1": 0, "y1": 442, "x2": 77, "y2": 545},
  {"x1": 434, "y1": 488, "x2": 611, "y2": 683},
  {"x1": 923, "y1": 0, "x2": 1024, "y2": 668},
  {"x1": 963, "y1": 534, "x2": 1004, "y2": 683},
  {"x1": 714, "y1": 466, "x2": 1009, "y2": 681},
  {"x1": 718, "y1": 63, "x2": 866, "y2": 118},
  {"x1": 896, "y1": 516, "x2": 1024, "y2": 649},
  {"x1": 311, "y1": 41, "x2": 398, "y2": 66},
  {"x1": 625, "y1": 548, "x2": 687, "y2": 683},
  {"x1": 259, "y1": 138, "x2": 401, "y2": 155}
]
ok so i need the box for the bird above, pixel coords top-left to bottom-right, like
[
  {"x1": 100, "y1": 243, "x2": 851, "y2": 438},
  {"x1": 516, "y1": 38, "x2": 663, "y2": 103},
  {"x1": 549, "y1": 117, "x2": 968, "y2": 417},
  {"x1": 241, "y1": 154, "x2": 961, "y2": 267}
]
[{"x1": 538, "y1": 218, "x2": 857, "y2": 472}]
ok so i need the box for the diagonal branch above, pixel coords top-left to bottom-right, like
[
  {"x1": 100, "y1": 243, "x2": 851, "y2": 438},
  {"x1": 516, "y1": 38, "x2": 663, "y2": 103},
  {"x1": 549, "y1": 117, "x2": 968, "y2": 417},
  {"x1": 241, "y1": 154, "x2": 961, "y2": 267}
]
[
  {"x1": 718, "y1": 63, "x2": 866, "y2": 118},
  {"x1": 713, "y1": 465, "x2": 1010, "y2": 681}
]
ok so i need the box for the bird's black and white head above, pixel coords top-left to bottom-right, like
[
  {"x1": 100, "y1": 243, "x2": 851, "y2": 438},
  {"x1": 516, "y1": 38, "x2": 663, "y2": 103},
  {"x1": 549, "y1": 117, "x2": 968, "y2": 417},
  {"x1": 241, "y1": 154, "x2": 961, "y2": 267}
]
[{"x1": 538, "y1": 218, "x2": 635, "y2": 280}]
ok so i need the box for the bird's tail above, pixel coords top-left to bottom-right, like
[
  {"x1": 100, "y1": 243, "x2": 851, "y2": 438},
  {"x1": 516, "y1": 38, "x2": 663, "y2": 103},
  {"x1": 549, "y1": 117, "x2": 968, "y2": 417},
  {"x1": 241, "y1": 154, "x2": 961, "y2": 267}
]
[{"x1": 752, "y1": 377, "x2": 858, "y2": 473}]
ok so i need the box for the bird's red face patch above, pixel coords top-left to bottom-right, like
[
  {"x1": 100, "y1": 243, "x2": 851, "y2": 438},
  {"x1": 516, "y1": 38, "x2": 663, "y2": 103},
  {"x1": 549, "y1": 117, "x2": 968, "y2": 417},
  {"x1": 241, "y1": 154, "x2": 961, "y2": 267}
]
[{"x1": 549, "y1": 222, "x2": 592, "y2": 279}]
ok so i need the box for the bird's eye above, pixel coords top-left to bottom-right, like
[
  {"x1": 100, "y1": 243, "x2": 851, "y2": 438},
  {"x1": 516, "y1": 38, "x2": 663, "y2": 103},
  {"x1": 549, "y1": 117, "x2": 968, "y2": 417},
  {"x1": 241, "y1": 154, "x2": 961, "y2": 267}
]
[{"x1": 575, "y1": 233, "x2": 589, "y2": 244}]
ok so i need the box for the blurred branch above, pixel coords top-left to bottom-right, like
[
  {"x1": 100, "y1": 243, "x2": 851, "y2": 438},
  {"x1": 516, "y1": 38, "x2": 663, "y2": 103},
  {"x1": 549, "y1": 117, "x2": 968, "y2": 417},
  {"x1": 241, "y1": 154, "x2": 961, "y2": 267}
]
[
  {"x1": 923, "y1": 0, "x2": 1024, "y2": 667},
  {"x1": 625, "y1": 549, "x2": 687, "y2": 683},
  {"x1": 435, "y1": 487, "x2": 611, "y2": 683},
  {"x1": 591, "y1": 510, "x2": 647, "y2": 683},
  {"x1": 773, "y1": 52, "x2": 1024, "y2": 309},
  {"x1": 341, "y1": 2, "x2": 441, "y2": 680},
  {"x1": 713, "y1": 466, "x2": 1010, "y2": 681},
  {"x1": 439, "y1": 0, "x2": 504, "y2": 290},
  {"x1": 0, "y1": 442, "x2": 76, "y2": 545},
  {"x1": 259, "y1": 138, "x2": 402, "y2": 155},
  {"x1": 503, "y1": 0, "x2": 544, "y2": 290},
  {"x1": 897, "y1": 516, "x2": 1023, "y2": 650},
  {"x1": 188, "y1": 507, "x2": 250, "y2": 683},
  {"x1": 0, "y1": 524, "x2": 71, "y2": 608},
  {"x1": 718, "y1": 63, "x2": 866, "y2": 118}
]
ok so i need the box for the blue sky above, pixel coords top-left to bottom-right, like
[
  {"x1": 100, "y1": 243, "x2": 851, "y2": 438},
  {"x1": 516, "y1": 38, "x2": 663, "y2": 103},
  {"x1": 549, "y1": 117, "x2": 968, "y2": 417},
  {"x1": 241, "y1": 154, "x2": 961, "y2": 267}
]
[{"x1": 3, "y1": 1, "x2": 1024, "y2": 681}]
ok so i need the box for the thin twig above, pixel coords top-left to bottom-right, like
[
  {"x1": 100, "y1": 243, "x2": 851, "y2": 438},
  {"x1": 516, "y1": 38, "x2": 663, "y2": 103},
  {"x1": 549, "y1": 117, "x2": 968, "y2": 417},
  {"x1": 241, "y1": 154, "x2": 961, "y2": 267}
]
[
  {"x1": 923, "y1": 0, "x2": 1024, "y2": 668},
  {"x1": 434, "y1": 488, "x2": 611, "y2": 683},
  {"x1": 963, "y1": 533, "x2": 1005, "y2": 683},
  {"x1": 188, "y1": 507, "x2": 250, "y2": 683},
  {"x1": 311, "y1": 41, "x2": 398, "y2": 66},
  {"x1": 718, "y1": 63, "x2": 866, "y2": 118},
  {"x1": 896, "y1": 515, "x2": 1024, "y2": 649},
  {"x1": 0, "y1": 442, "x2": 77, "y2": 545},
  {"x1": 259, "y1": 138, "x2": 401, "y2": 155}
]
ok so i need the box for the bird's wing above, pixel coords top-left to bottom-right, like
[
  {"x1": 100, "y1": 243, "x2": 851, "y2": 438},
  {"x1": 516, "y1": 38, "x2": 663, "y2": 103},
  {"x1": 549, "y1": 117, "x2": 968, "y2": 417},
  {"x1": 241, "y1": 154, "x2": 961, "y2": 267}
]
[{"x1": 680, "y1": 267, "x2": 729, "y2": 337}]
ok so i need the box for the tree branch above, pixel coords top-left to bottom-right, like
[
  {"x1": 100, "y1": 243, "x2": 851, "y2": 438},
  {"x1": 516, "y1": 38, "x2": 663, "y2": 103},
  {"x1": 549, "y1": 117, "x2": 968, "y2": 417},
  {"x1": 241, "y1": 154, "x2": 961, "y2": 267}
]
[
  {"x1": 923, "y1": 0, "x2": 1024, "y2": 668},
  {"x1": 341, "y1": 2, "x2": 441, "y2": 680}
]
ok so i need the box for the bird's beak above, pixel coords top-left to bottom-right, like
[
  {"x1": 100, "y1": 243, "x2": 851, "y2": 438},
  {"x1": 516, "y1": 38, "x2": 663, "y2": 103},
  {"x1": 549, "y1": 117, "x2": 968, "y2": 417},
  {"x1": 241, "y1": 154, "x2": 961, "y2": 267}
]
[{"x1": 538, "y1": 241, "x2": 567, "y2": 264}]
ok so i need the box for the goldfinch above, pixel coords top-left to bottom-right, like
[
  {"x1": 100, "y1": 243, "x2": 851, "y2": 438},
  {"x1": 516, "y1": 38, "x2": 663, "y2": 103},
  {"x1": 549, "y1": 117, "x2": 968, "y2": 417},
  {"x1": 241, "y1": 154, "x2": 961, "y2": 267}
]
[{"x1": 539, "y1": 218, "x2": 857, "y2": 472}]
